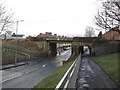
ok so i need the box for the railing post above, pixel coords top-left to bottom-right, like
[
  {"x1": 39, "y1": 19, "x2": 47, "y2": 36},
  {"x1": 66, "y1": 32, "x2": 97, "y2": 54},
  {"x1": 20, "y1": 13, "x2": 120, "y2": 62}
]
[
  {"x1": 55, "y1": 54, "x2": 81, "y2": 89},
  {"x1": 67, "y1": 54, "x2": 81, "y2": 88}
]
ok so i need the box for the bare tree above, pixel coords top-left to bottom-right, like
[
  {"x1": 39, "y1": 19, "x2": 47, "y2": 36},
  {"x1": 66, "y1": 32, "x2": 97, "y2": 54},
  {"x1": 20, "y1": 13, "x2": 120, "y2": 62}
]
[
  {"x1": 84, "y1": 26, "x2": 95, "y2": 37},
  {"x1": 94, "y1": 0, "x2": 120, "y2": 30},
  {"x1": 0, "y1": 0, "x2": 14, "y2": 35}
]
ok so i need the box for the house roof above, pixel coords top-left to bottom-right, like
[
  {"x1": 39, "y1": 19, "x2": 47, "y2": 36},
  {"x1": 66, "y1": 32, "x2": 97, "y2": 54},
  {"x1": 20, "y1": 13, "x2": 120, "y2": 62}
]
[
  {"x1": 37, "y1": 32, "x2": 57, "y2": 38},
  {"x1": 103, "y1": 26, "x2": 120, "y2": 35},
  {"x1": 12, "y1": 34, "x2": 24, "y2": 37}
]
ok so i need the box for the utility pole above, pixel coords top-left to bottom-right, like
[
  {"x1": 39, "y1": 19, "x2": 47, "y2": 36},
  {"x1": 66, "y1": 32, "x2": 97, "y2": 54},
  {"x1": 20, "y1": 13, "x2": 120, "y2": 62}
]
[{"x1": 15, "y1": 20, "x2": 24, "y2": 64}]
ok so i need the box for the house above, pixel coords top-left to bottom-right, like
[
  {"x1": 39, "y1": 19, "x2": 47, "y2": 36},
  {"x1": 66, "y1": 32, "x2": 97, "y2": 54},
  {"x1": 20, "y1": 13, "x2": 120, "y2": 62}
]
[
  {"x1": 0, "y1": 31, "x2": 25, "y2": 40},
  {"x1": 37, "y1": 32, "x2": 58, "y2": 39},
  {"x1": 102, "y1": 26, "x2": 120, "y2": 40},
  {"x1": 12, "y1": 33, "x2": 25, "y2": 39}
]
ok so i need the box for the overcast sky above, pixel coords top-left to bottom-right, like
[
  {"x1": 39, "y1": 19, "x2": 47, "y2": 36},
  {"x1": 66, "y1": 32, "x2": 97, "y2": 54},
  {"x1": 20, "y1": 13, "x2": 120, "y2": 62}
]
[{"x1": 5, "y1": 0, "x2": 99, "y2": 37}]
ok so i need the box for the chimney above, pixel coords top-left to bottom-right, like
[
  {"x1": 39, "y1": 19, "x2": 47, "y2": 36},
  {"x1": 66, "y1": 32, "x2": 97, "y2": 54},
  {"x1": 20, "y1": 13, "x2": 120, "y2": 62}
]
[
  {"x1": 48, "y1": 32, "x2": 52, "y2": 35},
  {"x1": 40, "y1": 33, "x2": 42, "y2": 35},
  {"x1": 45, "y1": 32, "x2": 48, "y2": 34},
  {"x1": 58, "y1": 35, "x2": 61, "y2": 38},
  {"x1": 54, "y1": 34, "x2": 57, "y2": 36},
  {"x1": 45, "y1": 32, "x2": 52, "y2": 35}
]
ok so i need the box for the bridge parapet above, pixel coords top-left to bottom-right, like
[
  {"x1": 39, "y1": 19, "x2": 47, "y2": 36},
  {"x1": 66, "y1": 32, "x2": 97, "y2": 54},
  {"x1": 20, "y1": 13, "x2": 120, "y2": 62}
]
[
  {"x1": 46, "y1": 38, "x2": 73, "y2": 43},
  {"x1": 73, "y1": 37, "x2": 98, "y2": 42}
]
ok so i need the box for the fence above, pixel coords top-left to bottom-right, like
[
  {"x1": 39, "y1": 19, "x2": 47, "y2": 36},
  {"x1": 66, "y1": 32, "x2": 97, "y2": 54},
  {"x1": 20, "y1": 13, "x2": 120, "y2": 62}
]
[
  {"x1": 2, "y1": 43, "x2": 48, "y2": 58},
  {"x1": 2, "y1": 43, "x2": 37, "y2": 54},
  {"x1": 3, "y1": 48, "x2": 30, "y2": 58},
  {"x1": 55, "y1": 53, "x2": 81, "y2": 90}
]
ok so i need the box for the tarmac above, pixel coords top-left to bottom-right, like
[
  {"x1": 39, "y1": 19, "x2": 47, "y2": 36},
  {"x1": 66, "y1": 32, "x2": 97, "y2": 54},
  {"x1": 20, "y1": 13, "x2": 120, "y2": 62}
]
[
  {"x1": 1, "y1": 61, "x2": 28, "y2": 70},
  {"x1": 76, "y1": 56, "x2": 118, "y2": 90}
]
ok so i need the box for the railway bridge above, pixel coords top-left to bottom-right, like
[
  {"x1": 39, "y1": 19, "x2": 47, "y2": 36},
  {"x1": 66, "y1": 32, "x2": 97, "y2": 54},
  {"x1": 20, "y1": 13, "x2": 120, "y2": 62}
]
[
  {"x1": 45, "y1": 37, "x2": 100, "y2": 57},
  {"x1": 27, "y1": 36, "x2": 119, "y2": 57}
]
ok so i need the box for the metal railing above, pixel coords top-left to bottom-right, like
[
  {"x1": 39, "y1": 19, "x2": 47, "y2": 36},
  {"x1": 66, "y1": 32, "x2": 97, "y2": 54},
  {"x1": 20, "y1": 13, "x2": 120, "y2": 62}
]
[
  {"x1": 2, "y1": 43, "x2": 49, "y2": 58},
  {"x1": 3, "y1": 48, "x2": 30, "y2": 58},
  {"x1": 2, "y1": 43, "x2": 38, "y2": 54},
  {"x1": 55, "y1": 54, "x2": 81, "y2": 90}
]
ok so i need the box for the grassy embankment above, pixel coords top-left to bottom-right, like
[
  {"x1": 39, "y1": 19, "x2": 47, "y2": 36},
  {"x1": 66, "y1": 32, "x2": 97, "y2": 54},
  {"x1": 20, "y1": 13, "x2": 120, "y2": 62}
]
[
  {"x1": 2, "y1": 48, "x2": 29, "y2": 64},
  {"x1": 2, "y1": 39, "x2": 45, "y2": 64},
  {"x1": 92, "y1": 53, "x2": 119, "y2": 87},
  {"x1": 3, "y1": 39, "x2": 43, "y2": 51},
  {"x1": 34, "y1": 55, "x2": 78, "y2": 89}
]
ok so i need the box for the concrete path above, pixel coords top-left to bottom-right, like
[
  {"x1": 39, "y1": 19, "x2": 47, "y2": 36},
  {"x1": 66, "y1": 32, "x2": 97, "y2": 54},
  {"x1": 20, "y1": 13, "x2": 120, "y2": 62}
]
[{"x1": 76, "y1": 56, "x2": 118, "y2": 90}]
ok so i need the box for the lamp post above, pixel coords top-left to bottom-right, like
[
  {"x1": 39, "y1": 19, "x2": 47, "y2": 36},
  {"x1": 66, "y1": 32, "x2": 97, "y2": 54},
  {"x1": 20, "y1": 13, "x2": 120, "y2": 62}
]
[
  {"x1": 16, "y1": 20, "x2": 24, "y2": 37},
  {"x1": 15, "y1": 20, "x2": 24, "y2": 64}
]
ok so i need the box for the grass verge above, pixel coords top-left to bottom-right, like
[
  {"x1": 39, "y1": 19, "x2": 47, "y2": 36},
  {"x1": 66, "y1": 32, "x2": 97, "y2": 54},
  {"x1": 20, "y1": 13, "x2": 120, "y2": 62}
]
[
  {"x1": 92, "y1": 53, "x2": 119, "y2": 87},
  {"x1": 34, "y1": 55, "x2": 78, "y2": 89}
]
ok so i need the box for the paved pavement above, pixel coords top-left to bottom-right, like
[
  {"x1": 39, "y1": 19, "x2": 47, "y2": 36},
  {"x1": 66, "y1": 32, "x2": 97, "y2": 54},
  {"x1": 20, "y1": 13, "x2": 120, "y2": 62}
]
[
  {"x1": 1, "y1": 49, "x2": 71, "y2": 89},
  {"x1": 2, "y1": 62, "x2": 27, "y2": 70},
  {"x1": 76, "y1": 56, "x2": 118, "y2": 90}
]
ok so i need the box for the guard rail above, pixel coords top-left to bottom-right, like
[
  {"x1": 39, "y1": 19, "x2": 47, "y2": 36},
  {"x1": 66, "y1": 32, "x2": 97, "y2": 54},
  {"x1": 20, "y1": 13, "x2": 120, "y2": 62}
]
[{"x1": 55, "y1": 53, "x2": 81, "y2": 90}]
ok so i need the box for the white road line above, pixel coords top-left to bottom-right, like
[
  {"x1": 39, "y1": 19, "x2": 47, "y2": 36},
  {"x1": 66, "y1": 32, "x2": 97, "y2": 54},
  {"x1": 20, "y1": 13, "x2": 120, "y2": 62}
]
[
  {"x1": 51, "y1": 61, "x2": 55, "y2": 63},
  {"x1": 1, "y1": 73, "x2": 22, "y2": 83},
  {"x1": 26, "y1": 68, "x2": 38, "y2": 74},
  {"x1": 42, "y1": 64, "x2": 46, "y2": 67}
]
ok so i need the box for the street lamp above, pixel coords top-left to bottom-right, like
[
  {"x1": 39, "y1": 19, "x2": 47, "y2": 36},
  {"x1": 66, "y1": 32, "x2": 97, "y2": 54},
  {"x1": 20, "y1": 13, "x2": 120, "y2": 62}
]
[
  {"x1": 15, "y1": 20, "x2": 24, "y2": 64},
  {"x1": 16, "y1": 20, "x2": 24, "y2": 37}
]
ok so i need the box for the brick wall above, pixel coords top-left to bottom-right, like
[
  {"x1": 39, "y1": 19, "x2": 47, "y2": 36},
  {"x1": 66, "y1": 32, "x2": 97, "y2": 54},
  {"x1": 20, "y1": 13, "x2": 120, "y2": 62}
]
[
  {"x1": 92, "y1": 42, "x2": 119, "y2": 56},
  {"x1": 102, "y1": 27, "x2": 120, "y2": 40}
]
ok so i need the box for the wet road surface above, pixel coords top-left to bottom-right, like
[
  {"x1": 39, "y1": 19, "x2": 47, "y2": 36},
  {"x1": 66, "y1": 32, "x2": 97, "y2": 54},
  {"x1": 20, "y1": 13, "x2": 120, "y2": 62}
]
[
  {"x1": 76, "y1": 56, "x2": 118, "y2": 90},
  {"x1": 1, "y1": 49, "x2": 71, "y2": 89}
]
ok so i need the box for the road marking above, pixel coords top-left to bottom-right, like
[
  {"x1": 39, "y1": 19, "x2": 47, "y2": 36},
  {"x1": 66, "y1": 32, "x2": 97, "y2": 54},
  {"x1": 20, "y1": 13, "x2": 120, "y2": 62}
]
[
  {"x1": 51, "y1": 61, "x2": 55, "y2": 63},
  {"x1": 43, "y1": 64, "x2": 46, "y2": 67},
  {"x1": 26, "y1": 68, "x2": 38, "y2": 74},
  {"x1": 1, "y1": 73, "x2": 22, "y2": 83}
]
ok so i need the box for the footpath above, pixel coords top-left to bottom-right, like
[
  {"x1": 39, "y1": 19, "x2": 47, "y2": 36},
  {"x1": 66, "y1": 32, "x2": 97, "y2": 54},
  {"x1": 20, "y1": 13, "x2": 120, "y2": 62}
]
[
  {"x1": 1, "y1": 61, "x2": 28, "y2": 70},
  {"x1": 76, "y1": 56, "x2": 118, "y2": 90}
]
